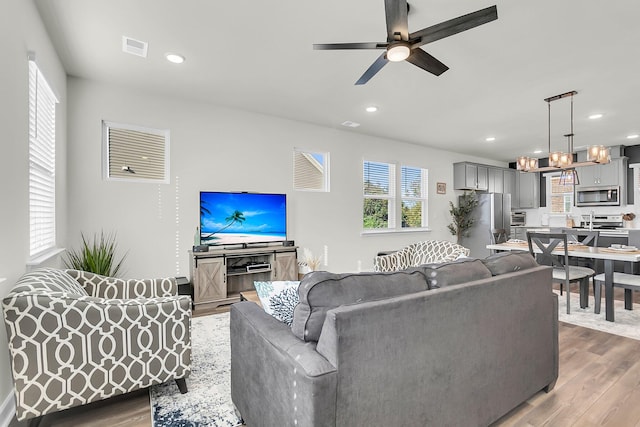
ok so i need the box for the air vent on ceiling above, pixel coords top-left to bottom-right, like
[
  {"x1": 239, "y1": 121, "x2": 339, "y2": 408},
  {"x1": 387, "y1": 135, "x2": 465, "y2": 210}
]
[{"x1": 122, "y1": 36, "x2": 148, "y2": 58}]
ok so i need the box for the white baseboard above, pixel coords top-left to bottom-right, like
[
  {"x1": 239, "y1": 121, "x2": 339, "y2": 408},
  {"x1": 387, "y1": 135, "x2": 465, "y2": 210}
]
[{"x1": 0, "y1": 392, "x2": 15, "y2": 427}]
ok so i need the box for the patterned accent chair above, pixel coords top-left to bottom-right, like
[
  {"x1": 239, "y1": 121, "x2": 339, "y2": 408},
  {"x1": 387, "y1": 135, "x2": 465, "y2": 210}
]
[
  {"x1": 2, "y1": 268, "x2": 191, "y2": 423},
  {"x1": 373, "y1": 240, "x2": 471, "y2": 272}
]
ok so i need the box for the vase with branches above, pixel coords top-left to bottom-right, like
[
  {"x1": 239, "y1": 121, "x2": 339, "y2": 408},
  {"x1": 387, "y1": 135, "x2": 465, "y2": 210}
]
[{"x1": 447, "y1": 191, "x2": 478, "y2": 244}]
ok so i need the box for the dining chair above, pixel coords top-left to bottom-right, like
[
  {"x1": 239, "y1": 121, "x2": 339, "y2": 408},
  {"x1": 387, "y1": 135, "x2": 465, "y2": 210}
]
[
  {"x1": 562, "y1": 229, "x2": 600, "y2": 304},
  {"x1": 527, "y1": 232, "x2": 595, "y2": 314},
  {"x1": 489, "y1": 228, "x2": 509, "y2": 254}
]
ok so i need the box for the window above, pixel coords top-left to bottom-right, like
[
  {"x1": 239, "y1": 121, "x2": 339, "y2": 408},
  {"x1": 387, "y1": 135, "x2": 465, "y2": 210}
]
[
  {"x1": 293, "y1": 149, "x2": 329, "y2": 191},
  {"x1": 363, "y1": 161, "x2": 428, "y2": 230},
  {"x1": 549, "y1": 174, "x2": 574, "y2": 213},
  {"x1": 103, "y1": 121, "x2": 170, "y2": 183},
  {"x1": 29, "y1": 59, "x2": 58, "y2": 256}
]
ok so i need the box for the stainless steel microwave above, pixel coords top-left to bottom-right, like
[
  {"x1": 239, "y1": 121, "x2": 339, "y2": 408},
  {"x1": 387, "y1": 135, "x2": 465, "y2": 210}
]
[{"x1": 575, "y1": 186, "x2": 620, "y2": 207}]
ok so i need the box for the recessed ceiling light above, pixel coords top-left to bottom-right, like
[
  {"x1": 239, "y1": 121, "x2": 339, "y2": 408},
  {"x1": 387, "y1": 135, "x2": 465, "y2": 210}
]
[
  {"x1": 533, "y1": 149, "x2": 543, "y2": 154},
  {"x1": 485, "y1": 137, "x2": 496, "y2": 142},
  {"x1": 365, "y1": 106, "x2": 378, "y2": 113},
  {"x1": 165, "y1": 53, "x2": 185, "y2": 64},
  {"x1": 588, "y1": 113, "x2": 603, "y2": 120},
  {"x1": 627, "y1": 134, "x2": 639, "y2": 140}
]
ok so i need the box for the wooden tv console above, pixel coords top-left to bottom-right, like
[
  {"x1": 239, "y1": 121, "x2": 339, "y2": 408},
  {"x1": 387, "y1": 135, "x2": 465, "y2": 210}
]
[{"x1": 188, "y1": 244, "x2": 298, "y2": 310}]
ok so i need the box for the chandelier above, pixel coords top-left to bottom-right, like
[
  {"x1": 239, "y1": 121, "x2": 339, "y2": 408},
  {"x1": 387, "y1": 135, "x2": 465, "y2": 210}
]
[{"x1": 516, "y1": 90, "x2": 610, "y2": 178}]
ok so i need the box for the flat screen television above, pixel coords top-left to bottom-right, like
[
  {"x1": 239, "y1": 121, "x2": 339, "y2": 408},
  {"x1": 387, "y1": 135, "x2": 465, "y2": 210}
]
[{"x1": 199, "y1": 191, "x2": 287, "y2": 246}]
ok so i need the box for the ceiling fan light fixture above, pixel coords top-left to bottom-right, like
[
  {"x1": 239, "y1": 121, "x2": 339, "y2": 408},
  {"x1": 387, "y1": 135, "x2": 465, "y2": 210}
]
[{"x1": 387, "y1": 43, "x2": 410, "y2": 62}]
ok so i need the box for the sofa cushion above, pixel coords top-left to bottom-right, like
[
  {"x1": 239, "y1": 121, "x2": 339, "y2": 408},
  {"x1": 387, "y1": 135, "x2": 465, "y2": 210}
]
[
  {"x1": 482, "y1": 252, "x2": 539, "y2": 276},
  {"x1": 292, "y1": 270, "x2": 428, "y2": 342},
  {"x1": 409, "y1": 258, "x2": 492, "y2": 289},
  {"x1": 253, "y1": 280, "x2": 300, "y2": 326},
  {"x1": 10, "y1": 268, "x2": 88, "y2": 296}
]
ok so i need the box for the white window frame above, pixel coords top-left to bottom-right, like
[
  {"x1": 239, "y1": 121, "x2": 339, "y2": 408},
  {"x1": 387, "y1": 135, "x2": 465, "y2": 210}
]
[
  {"x1": 102, "y1": 121, "x2": 170, "y2": 183},
  {"x1": 545, "y1": 172, "x2": 574, "y2": 214},
  {"x1": 28, "y1": 58, "x2": 58, "y2": 257},
  {"x1": 293, "y1": 148, "x2": 330, "y2": 192},
  {"x1": 363, "y1": 160, "x2": 429, "y2": 233}
]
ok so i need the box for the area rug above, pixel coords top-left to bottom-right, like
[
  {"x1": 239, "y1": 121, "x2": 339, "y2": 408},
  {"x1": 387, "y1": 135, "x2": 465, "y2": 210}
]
[
  {"x1": 556, "y1": 290, "x2": 640, "y2": 341},
  {"x1": 150, "y1": 312, "x2": 243, "y2": 427}
]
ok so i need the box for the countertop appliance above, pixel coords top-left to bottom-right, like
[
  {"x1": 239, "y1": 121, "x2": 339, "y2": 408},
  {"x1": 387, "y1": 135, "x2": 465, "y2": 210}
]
[
  {"x1": 576, "y1": 186, "x2": 620, "y2": 207},
  {"x1": 579, "y1": 214, "x2": 623, "y2": 229},
  {"x1": 511, "y1": 211, "x2": 526, "y2": 226},
  {"x1": 461, "y1": 193, "x2": 511, "y2": 258}
]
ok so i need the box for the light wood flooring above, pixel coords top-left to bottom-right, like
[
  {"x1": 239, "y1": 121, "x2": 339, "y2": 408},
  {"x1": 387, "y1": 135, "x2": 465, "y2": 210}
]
[{"x1": 8, "y1": 295, "x2": 640, "y2": 427}]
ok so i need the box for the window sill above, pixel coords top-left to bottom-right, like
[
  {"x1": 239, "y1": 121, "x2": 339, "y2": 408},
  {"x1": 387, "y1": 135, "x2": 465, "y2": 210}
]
[
  {"x1": 27, "y1": 247, "x2": 65, "y2": 267},
  {"x1": 361, "y1": 228, "x2": 431, "y2": 236}
]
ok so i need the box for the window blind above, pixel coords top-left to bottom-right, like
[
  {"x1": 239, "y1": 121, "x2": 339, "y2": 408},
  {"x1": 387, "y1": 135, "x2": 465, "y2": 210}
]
[
  {"x1": 363, "y1": 161, "x2": 396, "y2": 229},
  {"x1": 103, "y1": 121, "x2": 169, "y2": 182},
  {"x1": 401, "y1": 166, "x2": 428, "y2": 228},
  {"x1": 29, "y1": 60, "x2": 58, "y2": 256}
]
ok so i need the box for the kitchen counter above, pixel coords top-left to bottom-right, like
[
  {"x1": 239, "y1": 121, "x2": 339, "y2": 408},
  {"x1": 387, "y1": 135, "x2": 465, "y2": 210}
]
[{"x1": 511, "y1": 226, "x2": 636, "y2": 238}]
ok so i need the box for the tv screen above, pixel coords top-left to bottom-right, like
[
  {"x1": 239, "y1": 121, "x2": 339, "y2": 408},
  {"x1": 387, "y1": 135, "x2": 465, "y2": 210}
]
[{"x1": 199, "y1": 192, "x2": 287, "y2": 246}]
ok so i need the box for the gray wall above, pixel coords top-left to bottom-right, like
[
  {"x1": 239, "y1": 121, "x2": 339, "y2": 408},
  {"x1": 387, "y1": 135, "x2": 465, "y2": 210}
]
[
  {"x1": 0, "y1": 0, "x2": 68, "y2": 416},
  {"x1": 66, "y1": 77, "x2": 505, "y2": 278}
]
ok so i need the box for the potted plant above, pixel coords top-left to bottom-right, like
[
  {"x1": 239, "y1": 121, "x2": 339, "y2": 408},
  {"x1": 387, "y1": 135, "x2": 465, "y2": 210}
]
[
  {"x1": 63, "y1": 231, "x2": 127, "y2": 276},
  {"x1": 447, "y1": 191, "x2": 478, "y2": 244},
  {"x1": 623, "y1": 212, "x2": 636, "y2": 228}
]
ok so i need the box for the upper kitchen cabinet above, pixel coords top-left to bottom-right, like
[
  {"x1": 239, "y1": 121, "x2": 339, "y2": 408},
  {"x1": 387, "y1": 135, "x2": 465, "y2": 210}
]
[
  {"x1": 503, "y1": 169, "x2": 517, "y2": 196},
  {"x1": 515, "y1": 171, "x2": 539, "y2": 209},
  {"x1": 453, "y1": 162, "x2": 488, "y2": 191},
  {"x1": 488, "y1": 168, "x2": 504, "y2": 193},
  {"x1": 575, "y1": 158, "x2": 627, "y2": 188}
]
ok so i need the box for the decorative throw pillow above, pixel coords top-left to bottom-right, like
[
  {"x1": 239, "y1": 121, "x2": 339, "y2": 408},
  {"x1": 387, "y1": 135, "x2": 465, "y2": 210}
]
[{"x1": 253, "y1": 281, "x2": 301, "y2": 326}]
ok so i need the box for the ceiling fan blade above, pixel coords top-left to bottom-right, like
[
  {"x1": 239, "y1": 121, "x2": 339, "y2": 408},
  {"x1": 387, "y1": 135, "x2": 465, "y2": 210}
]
[
  {"x1": 313, "y1": 42, "x2": 387, "y2": 50},
  {"x1": 355, "y1": 53, "x2": 389, "y2": 85},
  {"x1": 384, "y1": 0, "x2": 409, "y2": 41},
  {"x1": 405, "y1": 49, "x2": 449, "y2": 76},
  {"x1": 409, "y1": 5, "x2": 498, "y2": 48}
]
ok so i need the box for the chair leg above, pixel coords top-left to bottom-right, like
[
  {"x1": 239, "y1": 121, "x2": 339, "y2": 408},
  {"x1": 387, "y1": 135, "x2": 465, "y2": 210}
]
[
  {"x1": 594, "y1": 282, "x2": 602, "y2": 314},
  {"x1": 566, "y1": 280, "x2": 570, "y2": 315},
  {"x1": 560, "y1": 283, "x2": 563, "y2": 295},
  {"x1": 625, "y1": 289, "x2": 633, "y2": 310},
  {"x1": 175, "y1": 378, "x2": 188, "y2": 394},
  {"x1": 579, "y1": 279, "x2": 589, "y2": 309}
]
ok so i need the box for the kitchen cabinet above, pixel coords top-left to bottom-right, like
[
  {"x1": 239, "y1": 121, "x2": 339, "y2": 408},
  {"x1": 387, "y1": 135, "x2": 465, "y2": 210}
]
[
  {"x1": 575, "y1": 159, "x2": 625, "y2": 188},
  {"x1": 503, "y1": 169, "x2": 516, "y2": 197},
  {"x1": 515, "y1": 171, "x2": 539, "y2": 209},
  {"x1": 488, "y1": 168, "x2": 504, "y2": 193},
  {"x1": 453, "y1": 162, "x2": 488, "y2": 191}
]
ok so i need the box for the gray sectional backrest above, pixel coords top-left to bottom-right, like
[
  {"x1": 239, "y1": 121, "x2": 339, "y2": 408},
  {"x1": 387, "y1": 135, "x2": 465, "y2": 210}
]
[
  {"x1": 292, "y1": 270, "x2": 429, "y2": 342},
  {"x1": 292, "y1": 253, "x2": 538, "y2": 342}
]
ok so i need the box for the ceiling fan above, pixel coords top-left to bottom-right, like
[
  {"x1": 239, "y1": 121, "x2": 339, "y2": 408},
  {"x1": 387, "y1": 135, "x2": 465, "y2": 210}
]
[{"x1": 313, "y1": 1, "x2": 498, "y2": 85}]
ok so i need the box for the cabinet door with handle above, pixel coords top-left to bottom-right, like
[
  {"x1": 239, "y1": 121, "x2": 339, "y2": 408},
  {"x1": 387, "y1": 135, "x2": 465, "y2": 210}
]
[
  {"x1": 193, "y1": 257, "x2": 226, "y2": 303},
  {"x1": 273, "y1": 251, "x2": 298, "y2": 280}
]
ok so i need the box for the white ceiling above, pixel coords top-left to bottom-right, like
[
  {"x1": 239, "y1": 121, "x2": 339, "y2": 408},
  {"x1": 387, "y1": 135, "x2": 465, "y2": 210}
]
[{"x1": 33, "y1": 0, "x2": 640, "y2": 163}]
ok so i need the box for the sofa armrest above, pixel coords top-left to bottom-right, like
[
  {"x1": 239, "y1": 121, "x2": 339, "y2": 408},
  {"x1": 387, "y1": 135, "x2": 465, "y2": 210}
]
[
  {"x1": 2, "y1": 292, "x2": 191, "y2": 421},
  {"x1": 65, "y1": 269, "x2": 177, "y2": 298},
  {"x1": 230, "y1": 302, "x2": 336, "y2": 427}
]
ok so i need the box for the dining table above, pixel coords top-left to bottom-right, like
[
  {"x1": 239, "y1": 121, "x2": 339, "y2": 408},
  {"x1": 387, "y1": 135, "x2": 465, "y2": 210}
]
[{"x1": 486, "y1": 241, "x2": 640, "y2": 322}]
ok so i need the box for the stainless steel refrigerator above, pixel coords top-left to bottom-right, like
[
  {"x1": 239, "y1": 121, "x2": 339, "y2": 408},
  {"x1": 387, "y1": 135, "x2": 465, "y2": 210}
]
[{"x1": 460, "y1": 193, "x2": 511, "y2": 258}]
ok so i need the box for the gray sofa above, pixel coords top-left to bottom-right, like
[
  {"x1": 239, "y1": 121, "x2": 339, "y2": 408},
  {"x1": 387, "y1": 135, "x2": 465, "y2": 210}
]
[{"x1": 230, "y1": 253, "x2": 558, "y2": 427}]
